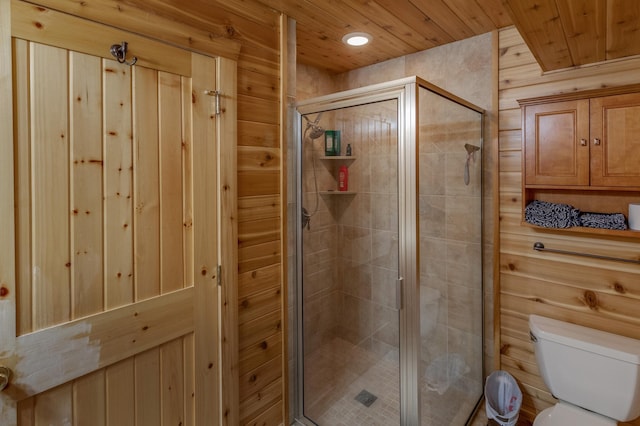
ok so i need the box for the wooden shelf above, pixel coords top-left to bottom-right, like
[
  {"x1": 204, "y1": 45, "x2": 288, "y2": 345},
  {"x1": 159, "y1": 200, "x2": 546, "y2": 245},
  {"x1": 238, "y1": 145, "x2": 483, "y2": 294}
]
[
  {"x1": 319, "y1": 190, "x2": 356, "y2": 195},
  {"x1": 319, "y1": 156, "x2": 356, "y2": 160},
  {"x1": 522, "y1": 221, "x2": 640, "y2": 239}
]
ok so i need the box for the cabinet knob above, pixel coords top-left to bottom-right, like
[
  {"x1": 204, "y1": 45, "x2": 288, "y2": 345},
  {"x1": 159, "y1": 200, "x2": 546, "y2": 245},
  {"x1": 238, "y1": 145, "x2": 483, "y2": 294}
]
[
  {"x1": 580, "y1": 138, "x2": 587, "y2": 146},
  {"x1": 593, "y1": 138, "x2": 601, "y2": 145}
]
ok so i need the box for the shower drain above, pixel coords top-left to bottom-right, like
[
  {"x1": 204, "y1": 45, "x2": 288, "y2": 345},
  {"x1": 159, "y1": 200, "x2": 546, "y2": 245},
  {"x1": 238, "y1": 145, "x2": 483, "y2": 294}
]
[{"x1": 354, "y1": 389, "x2": 377, "y2": 407}]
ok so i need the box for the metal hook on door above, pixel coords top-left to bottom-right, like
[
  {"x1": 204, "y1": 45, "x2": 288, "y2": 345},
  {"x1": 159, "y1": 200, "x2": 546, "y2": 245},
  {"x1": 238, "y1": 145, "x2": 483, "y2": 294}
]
[
  {"x1": 110, "y1": 41, "x2": 138, "y2": 66},
  {"x1": 0, "y1": 366, "x2": 12, "y2": 391}
]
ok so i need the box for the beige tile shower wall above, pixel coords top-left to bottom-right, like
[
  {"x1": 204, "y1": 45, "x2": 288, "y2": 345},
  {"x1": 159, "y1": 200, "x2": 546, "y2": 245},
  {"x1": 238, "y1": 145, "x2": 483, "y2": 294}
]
[
  {"x1": 301, "y1": 111, "x2": 342, "y2": 354},
  {"x1": 335, "y1": 33, "x2": 495, "y2": 373},
  {"x1": 335, "y1": 102, "x2": 399, "y2": 355},
  {"x1": 418, "y1": 90, "x2": 483, "y2": 383}
]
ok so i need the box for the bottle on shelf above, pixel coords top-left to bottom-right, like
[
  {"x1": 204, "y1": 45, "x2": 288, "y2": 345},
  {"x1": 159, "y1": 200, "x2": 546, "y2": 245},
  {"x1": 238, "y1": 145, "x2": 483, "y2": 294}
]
[
  {"x1": 324, "y1": 130, "x2": 341, "y2": 156},
  {"x1": 338, "y1": 165, "x2": 349, "y2": 191},
  {"x1": 346, "y1": 143, "x2": 352, "y2": 156}
]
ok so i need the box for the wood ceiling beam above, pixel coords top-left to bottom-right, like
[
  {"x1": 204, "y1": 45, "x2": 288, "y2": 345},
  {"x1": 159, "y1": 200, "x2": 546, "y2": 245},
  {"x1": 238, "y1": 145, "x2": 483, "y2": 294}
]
[{"x1": 502, "y1": 0, "x2": 573, "y2": 71}]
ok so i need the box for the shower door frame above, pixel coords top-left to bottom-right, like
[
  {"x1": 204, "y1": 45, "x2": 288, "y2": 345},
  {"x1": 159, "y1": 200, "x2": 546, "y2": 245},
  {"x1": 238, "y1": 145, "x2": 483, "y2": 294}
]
[{"x1": 294, "y1": 76, "x2": 485, "y2": 425}]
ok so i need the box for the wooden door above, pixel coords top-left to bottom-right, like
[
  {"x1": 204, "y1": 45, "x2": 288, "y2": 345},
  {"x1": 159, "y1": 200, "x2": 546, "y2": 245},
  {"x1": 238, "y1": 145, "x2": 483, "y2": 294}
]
[
  {"x1": 590, "y1": 92, "x2": 640, "y2": 188},
  {"x1": 0, "y1": 1, "x2": 237, "y2": 424},
  {"x1": 524, "y1": 99, "x2": 590, "y2": 186}
]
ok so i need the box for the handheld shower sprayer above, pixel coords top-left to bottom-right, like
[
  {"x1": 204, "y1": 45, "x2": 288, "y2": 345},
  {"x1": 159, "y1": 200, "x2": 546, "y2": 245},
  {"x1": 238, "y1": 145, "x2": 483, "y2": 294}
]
[
  {"x1": 464, "y1": 143, "x2": 481, "y2": 186},
  {"x1": 302, "y1": 113, "x2": 325, "y2": 230},
  {"x1": 304, "y1": 113, "x2": 325, "y2": 140}
]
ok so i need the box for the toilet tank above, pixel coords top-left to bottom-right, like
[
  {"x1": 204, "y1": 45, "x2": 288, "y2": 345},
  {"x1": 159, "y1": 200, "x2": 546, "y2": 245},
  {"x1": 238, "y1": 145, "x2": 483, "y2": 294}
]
[{"x1": 529, "y1": 315, "x2": 640, "y2": 422}]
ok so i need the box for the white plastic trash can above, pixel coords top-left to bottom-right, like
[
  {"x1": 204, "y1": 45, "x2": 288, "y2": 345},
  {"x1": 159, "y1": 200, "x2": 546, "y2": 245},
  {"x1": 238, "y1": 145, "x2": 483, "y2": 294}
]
[{"x1": 484, "y1": 370, "x2": 522, "y2": 426}]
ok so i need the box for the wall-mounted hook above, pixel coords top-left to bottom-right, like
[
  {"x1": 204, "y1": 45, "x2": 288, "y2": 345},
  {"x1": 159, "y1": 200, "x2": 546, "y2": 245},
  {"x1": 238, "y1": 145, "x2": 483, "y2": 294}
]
[{"x1": 110, "y1": 41, "x2": 137, "y2": 66}]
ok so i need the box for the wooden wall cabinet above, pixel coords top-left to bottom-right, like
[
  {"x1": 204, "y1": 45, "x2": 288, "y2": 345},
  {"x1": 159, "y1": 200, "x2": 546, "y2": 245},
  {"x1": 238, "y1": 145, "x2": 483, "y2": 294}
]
[{"x1": 520, "y1": 85, "x2": 640, "y2": 237}]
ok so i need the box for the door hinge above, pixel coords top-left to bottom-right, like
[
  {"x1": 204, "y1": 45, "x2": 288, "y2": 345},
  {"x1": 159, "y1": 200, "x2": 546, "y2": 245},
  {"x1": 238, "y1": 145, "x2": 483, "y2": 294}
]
[
  {"x1": 217, "y1": 264, "x2": 222, "y2": 286},
  {"x1": 204, "y1": 90, "x2": 221, "y2": 115}
]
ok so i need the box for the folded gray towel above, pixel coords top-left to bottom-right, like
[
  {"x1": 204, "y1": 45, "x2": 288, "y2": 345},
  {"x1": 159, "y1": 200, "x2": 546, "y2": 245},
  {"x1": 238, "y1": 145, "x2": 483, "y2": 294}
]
[
  {"x1": 525, "y1": 200, "x2": 581, "y2": 228},
  {"x1": 579, "y1": 212, "x2": 627, "y2": 230}
]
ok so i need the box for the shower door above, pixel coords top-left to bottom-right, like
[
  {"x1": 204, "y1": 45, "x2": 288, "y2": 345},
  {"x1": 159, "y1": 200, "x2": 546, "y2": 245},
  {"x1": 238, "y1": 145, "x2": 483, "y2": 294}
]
[
  {"x1": 297, "y1": 95, "x2": 401, "y2": 425},
  {"x1": 294, "y1": 77, "x2": 484, "y2": 425}
]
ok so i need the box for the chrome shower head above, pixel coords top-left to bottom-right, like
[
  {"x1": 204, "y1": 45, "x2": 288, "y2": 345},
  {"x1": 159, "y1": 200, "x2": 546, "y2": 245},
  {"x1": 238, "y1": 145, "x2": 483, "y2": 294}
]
[{"x1": 303, "y1": 113, "x2": 325, "y2": 140}]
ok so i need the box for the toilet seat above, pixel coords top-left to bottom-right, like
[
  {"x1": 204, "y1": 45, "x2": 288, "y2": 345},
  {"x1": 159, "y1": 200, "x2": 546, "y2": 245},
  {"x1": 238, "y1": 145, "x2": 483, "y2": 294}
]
[{"x1": 533, "y1": 402, "x2": 617, "y2": 426}]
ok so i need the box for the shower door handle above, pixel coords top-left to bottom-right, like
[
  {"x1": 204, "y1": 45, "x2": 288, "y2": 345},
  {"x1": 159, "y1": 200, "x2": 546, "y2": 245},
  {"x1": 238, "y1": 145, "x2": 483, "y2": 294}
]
[{"x1": 395, "y1": 277, "x2": 403, "y2": 311}]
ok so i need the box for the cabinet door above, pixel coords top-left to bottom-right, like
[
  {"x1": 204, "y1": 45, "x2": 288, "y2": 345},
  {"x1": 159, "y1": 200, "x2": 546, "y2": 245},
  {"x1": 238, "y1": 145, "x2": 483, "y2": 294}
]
[
  {"x1": 590, "y1": 93, "x2": 640, "y2": 187},
  {"x1": 524, "y1": 100, "x2": 590, "y2": 186}
]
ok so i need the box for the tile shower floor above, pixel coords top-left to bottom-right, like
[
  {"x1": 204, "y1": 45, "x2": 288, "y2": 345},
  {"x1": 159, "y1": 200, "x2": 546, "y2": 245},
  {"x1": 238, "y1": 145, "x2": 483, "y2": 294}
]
[{"x1": 303, "y1": 337, "x2": 482, "y2": 425}]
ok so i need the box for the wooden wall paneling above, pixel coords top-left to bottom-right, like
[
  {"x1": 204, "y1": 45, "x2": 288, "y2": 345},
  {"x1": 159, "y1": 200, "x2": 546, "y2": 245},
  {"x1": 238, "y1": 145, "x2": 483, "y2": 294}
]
[
  {"x1": 238, "y1": 94, "x2": 280, "y2": 124},
  {"x1": 238, "y1": 217, "x2": 281, "y2": 248},
  {"x1": 106, "y1": 360, "x2": 135, "y2": 426},
  {"x1": 18, "y1": 0, "x2": 241, "y2": 61},
  {"x1": 238, "y1": 263, "x2": 281, "y2": 300},
  {"x1": 498, "y1": 108, "x2": 521, "y2": 131},
  {"x1": 191, "y1": 52, "x2": 220, "y2": 426},
  {"x1": 495, "y1": 26, "x2": 640, "y2": 423},
  {"x1": 239, "y1": 310, "x2": 282, "y2": 352},
  {"x1": 238, "y1": 70, "x2": 280, "y2": 101},
  {"x1": 134, "y1": 349, "x2": 161, "y2": 426},
  {"x1": 13, "y1": 38, "x2": 32, "y2": 336},
  {"x1": 239, "y1": 355, "x2": 283, "y2": 406},
  {"x1": 133, "y1": 66, "x2": 161, "y2": 301},
  {"x1": 238, "y1": 195, "x2": 281, "y2": 223},
  {"x1": 238, "y1": 284, "x2": 282, "y2": 324},
  {"x1": 244, "y1": 401, "x2": 283, "y2": 426},
  {"x1": 238, "y1": 146, "x2": 281, "y2": 171},
  {"x1": 31, "y1": 42, "x2": 70, "y2": 330},
  {"x1": 159, "y1": 71, "x2": 185, "y2": 293},
  {"x1": 218, "y1": 56, "x2": 240, "y2": 426},
  {"x1": 239, "y1": 378, "x2": 282, "y2": 425},
  {"x1": 238, "y1": 121, "x2": 279, "y2": 148},
  {"x1": 238, "y1": 240, "x2": 282, "y2": 274},
  {"x1": 70, "y1": 51, "x2": 104, "y2": 319},
  {"x1": 11, "y1": 0, "x2": 191, "y2": 76},
  {"x1": 239, "y1": 332, "x2": 283, "y2": 378},
  {"x1": 238, "y1": 171, "x2": 281, "y2": 198},
  {"x1": 103, "y1": 59, "x2": 134, "y2": 310},
  {"x1": 7, "y1": 1, "x2": 281, "y2": 423},
  {"x1": 74, "y1": 371, "x2": 106, "y2": 426}
]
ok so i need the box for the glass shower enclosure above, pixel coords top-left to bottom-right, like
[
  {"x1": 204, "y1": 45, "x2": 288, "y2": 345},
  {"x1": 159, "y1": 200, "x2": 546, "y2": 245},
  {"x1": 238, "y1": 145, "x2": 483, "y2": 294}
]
[{"x1": 293, "y1": 77, "x2": 484, "y2": 425}]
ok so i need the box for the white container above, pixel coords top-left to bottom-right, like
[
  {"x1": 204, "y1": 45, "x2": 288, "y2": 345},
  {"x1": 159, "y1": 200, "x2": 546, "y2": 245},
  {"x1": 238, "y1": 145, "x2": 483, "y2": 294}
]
[{"x1": 629, "y1": 203, "x2": 640, "y2": 230}]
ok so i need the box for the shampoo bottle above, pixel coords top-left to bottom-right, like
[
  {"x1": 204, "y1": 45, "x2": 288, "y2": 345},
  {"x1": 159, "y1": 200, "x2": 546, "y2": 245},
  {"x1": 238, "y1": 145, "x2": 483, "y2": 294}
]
[{"x1": 338, "y1": 165, "x2": 348, "y2": 192}]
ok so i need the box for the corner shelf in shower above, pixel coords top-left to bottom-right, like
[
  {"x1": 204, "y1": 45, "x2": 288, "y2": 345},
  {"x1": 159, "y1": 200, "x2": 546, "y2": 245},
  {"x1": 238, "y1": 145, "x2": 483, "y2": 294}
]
[
  {"x1": 319, "y1": 156, "x2": 356, "y2": 161},
  {"x1": 318, "y1": 155, "x2": 357, "y2": 195},
  {"x1": 319, "y1": 190, "x2": 356, "y2": 195}
]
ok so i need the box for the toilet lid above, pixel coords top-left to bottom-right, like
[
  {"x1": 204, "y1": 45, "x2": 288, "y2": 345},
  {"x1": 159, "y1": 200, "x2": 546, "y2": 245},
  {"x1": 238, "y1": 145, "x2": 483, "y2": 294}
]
[{"x1": 534, "y1": 403, "x2": 617, "y2": 426}]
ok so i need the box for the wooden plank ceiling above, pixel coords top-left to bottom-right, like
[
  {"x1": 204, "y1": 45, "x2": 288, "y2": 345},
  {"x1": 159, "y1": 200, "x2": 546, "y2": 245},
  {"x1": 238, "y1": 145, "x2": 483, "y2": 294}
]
[
  {"x1": 503, "y1": 0, "x2": 640, "y2": 72},
  {"x1": 119, "y1": 0, "x2": 640, "y2": 75},
  {"x1": 256, "y1": 0, "x2": 640, "y2": 74}
]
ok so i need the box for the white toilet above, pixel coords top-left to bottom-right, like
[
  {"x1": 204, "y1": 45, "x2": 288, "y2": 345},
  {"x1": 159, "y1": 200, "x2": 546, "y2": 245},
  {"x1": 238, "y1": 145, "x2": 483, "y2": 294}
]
[{"x1": 530, "y1": 314, "x2": 640, "y2": 425}]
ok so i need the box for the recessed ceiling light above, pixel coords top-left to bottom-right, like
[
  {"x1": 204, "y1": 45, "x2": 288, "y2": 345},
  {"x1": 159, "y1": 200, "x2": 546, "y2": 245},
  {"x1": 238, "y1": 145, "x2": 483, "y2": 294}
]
[{"x1": 342, "y1": 32, "x2": 372, "y2": 47}]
